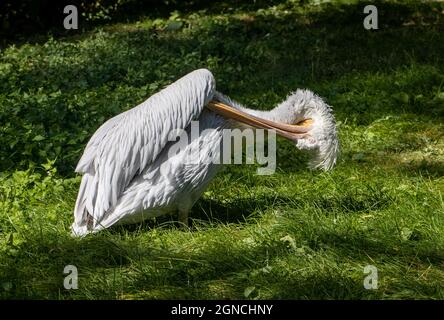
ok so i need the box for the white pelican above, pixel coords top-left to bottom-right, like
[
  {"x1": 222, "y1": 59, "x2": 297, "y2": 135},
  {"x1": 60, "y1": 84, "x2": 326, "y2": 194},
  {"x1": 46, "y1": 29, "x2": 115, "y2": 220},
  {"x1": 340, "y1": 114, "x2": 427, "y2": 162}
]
[{"x1": 72, "y1": 69, "x2": 339, "y2": 236}]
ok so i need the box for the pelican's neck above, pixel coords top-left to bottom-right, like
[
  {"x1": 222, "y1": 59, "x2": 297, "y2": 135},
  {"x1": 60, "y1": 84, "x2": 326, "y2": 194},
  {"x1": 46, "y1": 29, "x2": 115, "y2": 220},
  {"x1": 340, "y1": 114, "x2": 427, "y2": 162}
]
[
  {"x1": 213, "y1": 91, "x2": 297, "y2": 125},
  {"x1": 235, "y1": 105, "x2": 283, "y2": 123}
]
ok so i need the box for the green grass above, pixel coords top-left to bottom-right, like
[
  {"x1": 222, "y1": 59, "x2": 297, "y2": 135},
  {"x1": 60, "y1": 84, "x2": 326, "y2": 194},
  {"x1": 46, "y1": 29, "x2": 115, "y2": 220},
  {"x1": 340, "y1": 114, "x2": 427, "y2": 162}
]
[{"x1": 1, "y1": 0, "x2": 444, "y2": 299}]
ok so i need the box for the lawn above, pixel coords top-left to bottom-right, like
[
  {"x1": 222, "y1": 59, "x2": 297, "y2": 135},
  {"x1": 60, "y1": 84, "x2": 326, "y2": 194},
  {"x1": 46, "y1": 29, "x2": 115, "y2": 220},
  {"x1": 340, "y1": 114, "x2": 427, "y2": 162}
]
[{"x1": 0, "y1": 0, "x2": 443, "y2": 299}]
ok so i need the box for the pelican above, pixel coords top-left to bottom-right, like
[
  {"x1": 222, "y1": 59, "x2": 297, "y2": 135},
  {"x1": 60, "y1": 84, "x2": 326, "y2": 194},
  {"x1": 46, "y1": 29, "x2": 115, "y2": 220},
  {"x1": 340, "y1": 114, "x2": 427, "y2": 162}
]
[{"x1": 72, "y1": 69, "x2": 339, "y2": 236}]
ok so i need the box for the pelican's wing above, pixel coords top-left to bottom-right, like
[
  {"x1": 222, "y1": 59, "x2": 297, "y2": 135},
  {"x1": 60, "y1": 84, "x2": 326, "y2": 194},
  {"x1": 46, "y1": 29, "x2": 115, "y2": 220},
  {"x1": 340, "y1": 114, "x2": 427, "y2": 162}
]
[{"x1": 73, "y1": 69, "x2": 215, "y2": 231}]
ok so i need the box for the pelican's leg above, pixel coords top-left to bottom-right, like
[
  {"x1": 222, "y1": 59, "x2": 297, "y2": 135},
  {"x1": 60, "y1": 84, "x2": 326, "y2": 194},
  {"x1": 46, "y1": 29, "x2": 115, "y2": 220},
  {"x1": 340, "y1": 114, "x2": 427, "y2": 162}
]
[{"x1": 178, "y1": 209, "x2": 189, "y2": 228}]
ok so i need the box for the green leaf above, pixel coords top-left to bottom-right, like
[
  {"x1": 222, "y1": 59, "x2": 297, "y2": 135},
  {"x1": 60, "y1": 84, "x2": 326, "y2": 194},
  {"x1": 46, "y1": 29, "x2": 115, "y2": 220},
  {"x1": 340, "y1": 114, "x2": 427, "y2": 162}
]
[
  {"x1": 401, "y1": 227, "x2": 413, "y2": 241},
  {"x1": 7, "y1": 233, "x2": 13, "y2": 246},
  {"x1": 244, "y1": 286, "x2": 256, "y2": 298},
  {"x1": 164, "y1": 21, "x2": 183, "y2": 31},
  {"x1": 33, "y1": 135, "x2": 45, "y2": 142},
  {"x1": 391, "y1": 92, "x2": 410, "y2": 104},
  {"x1": 352, "y1": 153, "x2": 365, "y2": 161},
  {"x1": 2, "y1": 282, "x2": 12, "y2": 291},
  {"x1": 434, "y1": 92, "x2": 444, "y2": 101},
  {"x1": 280, "y1": 235, "x2": 297, "y2": 250}
]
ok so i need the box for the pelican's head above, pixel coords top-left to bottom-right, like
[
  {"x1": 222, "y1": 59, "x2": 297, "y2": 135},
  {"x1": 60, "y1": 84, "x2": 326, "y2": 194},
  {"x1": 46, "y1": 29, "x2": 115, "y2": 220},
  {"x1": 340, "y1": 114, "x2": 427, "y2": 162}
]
[
  {"x1": 275, "y1": 89, "x2": 339, "y2": 171},
  {"x1": 207, "y1": 89, "x2": 339, "y2": 171}
]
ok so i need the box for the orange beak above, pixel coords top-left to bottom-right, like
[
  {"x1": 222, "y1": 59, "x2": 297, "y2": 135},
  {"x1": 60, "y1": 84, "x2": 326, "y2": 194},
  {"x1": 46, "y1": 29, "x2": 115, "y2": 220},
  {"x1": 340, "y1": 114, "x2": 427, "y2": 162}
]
[{"x1": 206, "y1": 100, "x2": 313, "y2": 142}]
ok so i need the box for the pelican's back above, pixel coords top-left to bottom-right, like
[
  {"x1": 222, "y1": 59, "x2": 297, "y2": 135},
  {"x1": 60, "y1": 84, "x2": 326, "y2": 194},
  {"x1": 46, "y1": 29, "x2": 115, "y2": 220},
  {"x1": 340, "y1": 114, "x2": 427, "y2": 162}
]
[{"x1": 72, "y1": 69, "x2": 216, "y2": 235}]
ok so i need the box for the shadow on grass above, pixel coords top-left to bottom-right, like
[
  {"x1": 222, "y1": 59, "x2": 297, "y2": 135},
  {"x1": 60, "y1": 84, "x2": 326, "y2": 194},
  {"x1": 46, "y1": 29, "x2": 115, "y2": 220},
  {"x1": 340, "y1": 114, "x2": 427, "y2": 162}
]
[
  {"x1": 2, "y1": 214, "x2": 442, "y2": 299},
  {"x1": 89, "y1": 176, "x2": 395, "y2": 236},
  {"x1": 312, "y1": 228, "x2": 444, "y2": 264},
  {"x1": 399, "y1": 159, "x2": 444, "y2": 178},
  {"x1": 0, "y1": 0, "x2": 291, "y2": 46}
]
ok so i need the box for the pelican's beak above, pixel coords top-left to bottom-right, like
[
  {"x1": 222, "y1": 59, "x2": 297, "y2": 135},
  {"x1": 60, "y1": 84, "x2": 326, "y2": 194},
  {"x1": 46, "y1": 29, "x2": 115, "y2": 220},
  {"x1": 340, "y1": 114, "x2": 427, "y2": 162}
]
[{"x1": 206, "y1": 100, "x2": 313, "y2": 142}]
